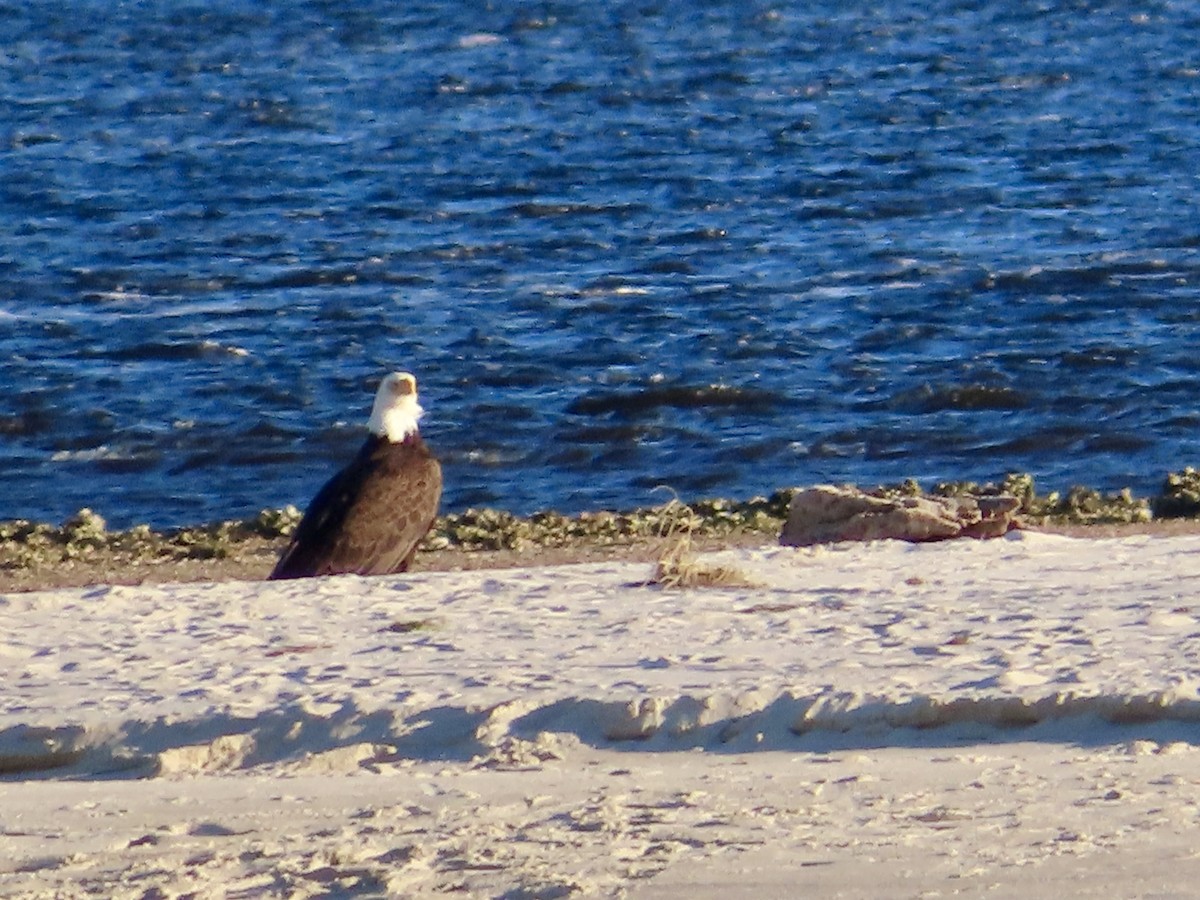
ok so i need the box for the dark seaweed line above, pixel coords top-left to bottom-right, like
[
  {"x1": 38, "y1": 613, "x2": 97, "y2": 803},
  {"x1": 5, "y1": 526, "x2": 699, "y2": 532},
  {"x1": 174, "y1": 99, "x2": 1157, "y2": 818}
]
[{"x1": 2, "y1": 470, "x2": 1200, "y2": 571}]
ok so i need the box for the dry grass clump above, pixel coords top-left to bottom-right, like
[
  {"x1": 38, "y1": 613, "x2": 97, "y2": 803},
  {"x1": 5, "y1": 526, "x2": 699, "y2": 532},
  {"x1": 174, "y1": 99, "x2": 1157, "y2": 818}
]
[{"x1": 647, "y1": 497, "x2": 758, "y2": 590}]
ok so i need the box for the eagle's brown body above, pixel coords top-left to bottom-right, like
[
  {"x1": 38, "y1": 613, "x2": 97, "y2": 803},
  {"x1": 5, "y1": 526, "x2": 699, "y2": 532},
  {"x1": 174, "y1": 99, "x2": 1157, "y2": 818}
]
[{"x1": 269, "y1": 432, "x2": 442, "y2": 580}]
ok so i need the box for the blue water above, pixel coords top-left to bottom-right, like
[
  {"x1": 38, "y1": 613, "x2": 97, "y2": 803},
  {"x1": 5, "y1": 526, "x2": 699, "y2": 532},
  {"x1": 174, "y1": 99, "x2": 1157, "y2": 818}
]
[{"x1": 4, "y1": 1, "x2": 1200, "y2": 528}]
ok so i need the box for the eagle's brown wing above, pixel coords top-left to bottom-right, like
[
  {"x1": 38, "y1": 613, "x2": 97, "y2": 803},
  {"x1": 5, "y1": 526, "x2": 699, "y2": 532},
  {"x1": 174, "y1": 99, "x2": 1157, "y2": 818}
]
[{"x1": 269, "y1": 435, "x2": 442, "y2": 579}]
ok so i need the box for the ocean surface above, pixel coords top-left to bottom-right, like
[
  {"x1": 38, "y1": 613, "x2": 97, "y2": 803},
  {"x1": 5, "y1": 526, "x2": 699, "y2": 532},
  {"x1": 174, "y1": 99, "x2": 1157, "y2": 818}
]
[{"x1": 4, "y1": 0, "x2": 1200, "y2": 529}]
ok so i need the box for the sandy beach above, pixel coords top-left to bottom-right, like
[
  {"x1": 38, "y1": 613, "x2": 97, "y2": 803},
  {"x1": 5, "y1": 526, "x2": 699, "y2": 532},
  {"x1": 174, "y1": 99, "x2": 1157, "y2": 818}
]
[{"x1": 5, "y1": 531, "x2": 1200, "y2": 897}]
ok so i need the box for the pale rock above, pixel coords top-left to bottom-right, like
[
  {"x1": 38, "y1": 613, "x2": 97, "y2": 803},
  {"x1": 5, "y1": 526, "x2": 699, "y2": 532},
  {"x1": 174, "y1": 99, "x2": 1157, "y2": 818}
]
[{"x1": 778, "y1": 484, "x2": 1020, "y2": 546}]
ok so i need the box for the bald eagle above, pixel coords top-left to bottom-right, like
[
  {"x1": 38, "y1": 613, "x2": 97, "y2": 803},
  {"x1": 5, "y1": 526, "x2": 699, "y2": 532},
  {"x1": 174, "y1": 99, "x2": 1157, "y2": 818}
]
[{"x1": 269, "y1": 372, "x2": 442, "y2": 580}]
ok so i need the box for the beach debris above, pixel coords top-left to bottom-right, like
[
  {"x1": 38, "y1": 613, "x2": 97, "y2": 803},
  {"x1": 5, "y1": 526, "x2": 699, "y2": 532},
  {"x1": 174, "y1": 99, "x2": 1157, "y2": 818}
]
[
  {"x1": 1153, "y1": 467, "x2": 1200, "y2": 519},
  {"x1": 642, "y1": 497, "x2": 760, "y2": 589},
  {"x1": 649, "y1": 537, "x2": 758, "y2": 589},
  {"x1": 427, "y1": 491, "x2": 792, "y2": 552},
  {"x1": 779, "y1": 484, "x2": 1021, "y2": 546},
  {"x1": 63, "y1": 508, "x2": 106, "y2": 543},
  {"x1": 251, "y1": 505, "x2": 303, "y2": 538}
]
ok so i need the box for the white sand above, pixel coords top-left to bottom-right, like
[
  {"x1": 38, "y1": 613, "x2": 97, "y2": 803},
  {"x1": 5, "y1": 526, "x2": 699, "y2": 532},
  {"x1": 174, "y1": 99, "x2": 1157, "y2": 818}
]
[{"x1": 4, "y1": 531, "x2": 1200, "y2": 897}]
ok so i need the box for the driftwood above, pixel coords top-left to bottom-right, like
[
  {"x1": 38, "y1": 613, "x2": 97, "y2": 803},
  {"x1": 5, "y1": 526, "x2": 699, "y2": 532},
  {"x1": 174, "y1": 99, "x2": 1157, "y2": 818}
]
[{"x1": 779, "y1": 485, "x2": 1021, "y2": 547}]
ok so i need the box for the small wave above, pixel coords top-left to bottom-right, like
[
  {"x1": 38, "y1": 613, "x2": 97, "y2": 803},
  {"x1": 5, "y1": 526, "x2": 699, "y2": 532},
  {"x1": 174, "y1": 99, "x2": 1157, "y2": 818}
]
[
  {"x1": 1081, "y1": 432, "x2": 1152, "y2": 453},
  {"x1": 50, "y1": 446, "x2": 132, "y2": 463},
  {"x1": 49, "y1": 445, "x2": 160, "y2": 474},
  {"x1": 567, "y1": 383, "x2": 781, "y2": 418},
  {"x1": 248, "y1": 268, "x2": 363, "y2": 290},
  {"x1": 507, "y1": 201, "x2": 647, "y2": 219},
  {"x1": 87, "y1": 340, "x2": 249, "y2": 362},
  {"x1": 886, "y1": 383, "x2": 1031, "y2": 413},
  {"x1": 8, "y1": 131, "x2": 61, "y2": 149},
  {"x1": 978, "y1": 258, "x2": 1176, "y2": 297},
  {"x1": 1058, "y1": 346, "x2": 1139, "y2": 370},
  {"x1": 457, "y1": 32, "x2": 503, "y2": 48},
  {"x1": 555, "y1": 422, "x2": 663, "y2": 445},
  {"x1": 656, "y1": 227, "x2": 729, "y2": 245},
  {"x1": 0, "y1": 411, "x2": 56, "y2": 438}
]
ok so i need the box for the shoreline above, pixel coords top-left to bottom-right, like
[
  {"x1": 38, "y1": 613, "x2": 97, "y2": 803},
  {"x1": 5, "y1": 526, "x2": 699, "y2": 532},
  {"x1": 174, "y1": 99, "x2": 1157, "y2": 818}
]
[
  {"x1": 4, "y1": 471, "x2": 1200, "y2": 593},
  {"x1": 5, "y1": 514, "x2": 1200, "y2": 596},
  {"x1": 0, "y1": 528, "x2": 782, "y2": 595}
]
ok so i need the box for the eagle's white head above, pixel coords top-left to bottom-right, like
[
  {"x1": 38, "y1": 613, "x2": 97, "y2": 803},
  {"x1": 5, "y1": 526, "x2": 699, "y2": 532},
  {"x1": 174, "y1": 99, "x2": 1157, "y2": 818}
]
[{"x1": 367, "y1": 371, "x2": 424, "y2": 442}]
